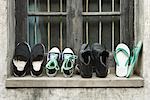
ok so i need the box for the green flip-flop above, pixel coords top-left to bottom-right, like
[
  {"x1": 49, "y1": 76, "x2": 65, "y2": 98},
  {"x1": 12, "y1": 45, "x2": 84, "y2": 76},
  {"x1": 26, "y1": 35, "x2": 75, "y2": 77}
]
[
  {"x1": 126, "y1": 41, "x2": 143, "y2": 78},
  {"x1": 114, "y1": 43, "x2": 130, "y2": 77}
]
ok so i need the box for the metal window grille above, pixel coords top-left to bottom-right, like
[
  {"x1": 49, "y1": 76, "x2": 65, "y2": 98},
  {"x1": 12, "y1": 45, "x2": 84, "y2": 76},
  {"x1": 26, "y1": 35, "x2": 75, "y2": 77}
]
[
  {"x1": 27, "y1": 0, "x2": 67, "y2": 51},
  {"x1": 16, "y1": 0, "x2": 133, "y2": 53},
  {"x1": 82, "y1": 0, "x2": 121, "y2": 51}
]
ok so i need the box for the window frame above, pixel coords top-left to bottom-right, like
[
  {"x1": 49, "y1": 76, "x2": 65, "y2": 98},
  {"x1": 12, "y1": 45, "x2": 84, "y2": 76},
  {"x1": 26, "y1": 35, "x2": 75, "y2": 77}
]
[
  {"x1": 6, "y1": 0, "x2": 144, "y2": 88},
  {"x1": 15, "y1": 0, "x2": 134, "y2": 53}
]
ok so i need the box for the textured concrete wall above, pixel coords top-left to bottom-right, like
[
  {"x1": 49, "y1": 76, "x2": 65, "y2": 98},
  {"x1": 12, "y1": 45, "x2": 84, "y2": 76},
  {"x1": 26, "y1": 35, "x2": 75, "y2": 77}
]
[{"x1": 0, "y1": 0, "x2": 150, "y2": 100}]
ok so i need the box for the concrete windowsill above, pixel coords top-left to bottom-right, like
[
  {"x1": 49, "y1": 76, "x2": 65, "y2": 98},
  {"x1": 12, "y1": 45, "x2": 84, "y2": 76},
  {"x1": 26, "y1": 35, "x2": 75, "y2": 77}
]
[{"x1": 6, "y1": 74, "x2": 144, "y2": 88}]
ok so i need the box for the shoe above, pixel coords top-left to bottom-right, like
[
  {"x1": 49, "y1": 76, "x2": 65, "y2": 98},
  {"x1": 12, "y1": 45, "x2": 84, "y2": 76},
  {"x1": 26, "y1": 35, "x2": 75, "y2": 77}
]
[
  {"x1": 12, "y1": 42, "x2": 31, "y2": 77},
  {"x1": 126, "y1": 41, "x2": 142, "y2": 78},
  {"x1": 61, "y1": 48, "x2": 77, "y2": 77},
  {"x1": 30, "y1": 43, "x2": 45, "y2": 77},
  {"x1": 91, "y1": 43, "x2": 109, "y2": 78},
  {"x1": 79, "y1": 44, "x2": 93, "y2": 78},
  {"x1": 46, "y1": 47, "x2": 61, "y2": 77},
  {"x1": 114, "y1": 43, "x2": 130, "y2": 77}
]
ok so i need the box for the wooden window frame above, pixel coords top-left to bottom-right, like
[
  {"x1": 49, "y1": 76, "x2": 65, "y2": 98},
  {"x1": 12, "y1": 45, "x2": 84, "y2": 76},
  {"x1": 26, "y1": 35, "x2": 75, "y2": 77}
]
[{"x1": 6, "y1": 0, "x2": 144, "y2": 88}]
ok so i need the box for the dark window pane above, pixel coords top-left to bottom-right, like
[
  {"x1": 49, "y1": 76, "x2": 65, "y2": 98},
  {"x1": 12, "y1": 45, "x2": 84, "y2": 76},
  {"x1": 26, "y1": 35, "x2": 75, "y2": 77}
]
[
  {"x1": 102, "y1": 0, "x2": 112, "y2": 12},
  {"x1": 28, "y1": 16, "x2": 48, "y2": 50},
  {"x1": 62, "y1": 22, "x2": 66, "y2": 49},
  {"x1": 37, "y1": 0, "x2": 47, "y2": 12},
  {"x1": 50, "y1": 22, "x2": 60, "y2": 48},
  {"x1": 89, "y1": 0, "x2": 99, "y2": 12},
  {"x1": 62, "y1": 0, "x2": 66, "y2": 12},
  {"x1": 50, "y1": 0, "x2": 60, "y2": 12},
  {"x1": 114, "y1": 20, "x2": 120, "y2": 48},
  {"x1": 88, "y1": 22, "x2": 99, "y2": 44},
  {"x1": 83, "y1": 22, "x2": 86, "y2": 43},
  {"x1": 115, "y1": 0, "x2": 120, "y2": 11},
  {"x1": 102, "y1": 21, "x2": 112, "y2": 51},
  {"x1": 82, "y1": 0, "x2": 86, "y2": 12},
  {"x1": 29, "y1": 0, "x2": 35, "y2": 11}
]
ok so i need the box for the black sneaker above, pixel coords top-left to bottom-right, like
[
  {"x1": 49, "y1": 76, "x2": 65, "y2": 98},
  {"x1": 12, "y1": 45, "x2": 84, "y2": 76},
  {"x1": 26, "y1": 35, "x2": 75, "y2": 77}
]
[
  {"x1": 91, "y1": 43, "x2": 109, "y2": 78},
  {"x1": 12, "y1": 42, "x2": 31, "y2": 77},
  {"x1": 79, "y1": 44, "x2": 93, "y2": 78},
  {"x1": 30, "y1": 43, "x2": 45, "y2": 77}
]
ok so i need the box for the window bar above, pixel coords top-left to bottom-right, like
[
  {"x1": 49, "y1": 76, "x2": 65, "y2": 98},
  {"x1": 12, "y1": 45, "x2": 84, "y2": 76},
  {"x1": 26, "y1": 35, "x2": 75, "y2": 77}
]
[
  {"x1": 48, "y1": 0, "x2": 50, "y2": 51},
  {"x1": 120, "y1": 0, "x2": 123, "y2": 43},
  {"x1": 86, "y1": 0, "x2": 89, "y2": 43},
  {"x1": 27, "y1": 0, "x2": 29, "y2": 43},
  {"x1": 99, "y1": 0, "x2": 102, "y2": 44},
  {"x1": 34, "y1": 0, "x2": 37, "y2": 44},
  {"x1": 112, "y1": 0, "x2": 115, "y2": 51},
  {"x1": 60, "y1": 0, "x2": 63, "y2": 50}
]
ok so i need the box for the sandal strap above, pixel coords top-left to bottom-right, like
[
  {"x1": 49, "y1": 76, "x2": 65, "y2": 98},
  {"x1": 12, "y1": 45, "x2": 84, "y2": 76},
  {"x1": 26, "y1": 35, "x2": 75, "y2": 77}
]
[
  {"x1": 130, "y1": 41, "x2": 142, "y2": 64},
  {"x1": 126, "y1": 41, "x2": 142, "y2": 78},
  {"x1": 114, "y1": 47, "x2": 130, "y2": 66}
]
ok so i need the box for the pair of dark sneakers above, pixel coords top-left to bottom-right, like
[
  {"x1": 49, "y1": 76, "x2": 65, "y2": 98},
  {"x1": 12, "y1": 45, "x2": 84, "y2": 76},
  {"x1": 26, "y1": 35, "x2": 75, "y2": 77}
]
[
  {"x1": 79, "y1": 43, "x2": 109, "y2": 78},
  {"x1": 12, "y1": 42, "x2": 45, "y2": 77}
]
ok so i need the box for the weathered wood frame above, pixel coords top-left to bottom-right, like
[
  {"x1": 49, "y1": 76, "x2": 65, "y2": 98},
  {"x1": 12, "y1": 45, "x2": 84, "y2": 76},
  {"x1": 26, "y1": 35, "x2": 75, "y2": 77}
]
[
  {"x1": 6, "y1": 0, "x2": 144, "y2": 88},
  {"x1": 15, "y1": 0, "x2": 134, "y2": 53}
]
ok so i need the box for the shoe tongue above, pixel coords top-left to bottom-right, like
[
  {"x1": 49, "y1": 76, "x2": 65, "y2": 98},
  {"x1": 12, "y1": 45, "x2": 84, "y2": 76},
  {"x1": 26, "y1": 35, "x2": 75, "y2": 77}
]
[
  {"x1": 49, "y1": 53, "x2": 59, "y2": 60},
  {"x1": 64, "y1": 54, "x2": 72, "y2": 60}
]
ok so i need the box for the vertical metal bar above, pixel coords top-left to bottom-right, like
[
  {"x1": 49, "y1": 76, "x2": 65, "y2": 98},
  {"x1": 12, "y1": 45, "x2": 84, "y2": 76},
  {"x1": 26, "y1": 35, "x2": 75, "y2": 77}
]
[
  {"x1": 35, "y1": 0, "x2": 37, "y2": 11},
  {"x1": 27, "y1": 0, "x2": 29, "y2": 43},
  {"x1": 112, "y1": 0, "x2": 115, "y2": 51},
  {"x1": 48, "y1": 0, "x2": 50, "y2": 51},
  {"x1": 120, "y1": 0, "x2": 123, "y2": 43},
  {"x1": 86, "y1": 0, "x2": 89, "y2": 43},
  {"x1": 34, "y1": 17, "x2": 37, "y2": 44},
  {"x1": 34, "y1": 0, "x2": 37, "y2": 44},
  {"x1": 60, "y1": 0, "x2": 63, "y2": 50},
  {"x1": 99, "y1": 0, "x2": 102, "y2": 44},
  {"x1": 27, "y1": 0, "x2": 29, "y2": 12}
]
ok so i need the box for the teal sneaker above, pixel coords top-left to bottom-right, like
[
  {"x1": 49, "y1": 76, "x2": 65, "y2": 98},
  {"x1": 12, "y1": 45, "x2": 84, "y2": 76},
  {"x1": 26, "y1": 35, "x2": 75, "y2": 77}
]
[
  {"x1": 46, "y1": 47, "x2": 61, "y2": 77},
  {"x1": 61, "y1": 48, "x2": 77, "y2": 77}
]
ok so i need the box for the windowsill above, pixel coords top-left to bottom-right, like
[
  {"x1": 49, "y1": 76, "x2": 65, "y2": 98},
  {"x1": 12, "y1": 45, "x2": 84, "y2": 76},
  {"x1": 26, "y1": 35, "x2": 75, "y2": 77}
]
[{"x1": 6, "y1": 73, "x2": 144, "y2": 88}]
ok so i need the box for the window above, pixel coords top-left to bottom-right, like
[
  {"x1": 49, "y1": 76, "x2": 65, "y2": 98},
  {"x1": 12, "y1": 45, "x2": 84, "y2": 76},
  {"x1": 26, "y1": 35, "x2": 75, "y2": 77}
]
[
  {"x1": 6, "y1": 0, "x2": 144, "y2": 88},
  {"x1": 15, "y1": 0, "x2": 134, "y2": 52}
]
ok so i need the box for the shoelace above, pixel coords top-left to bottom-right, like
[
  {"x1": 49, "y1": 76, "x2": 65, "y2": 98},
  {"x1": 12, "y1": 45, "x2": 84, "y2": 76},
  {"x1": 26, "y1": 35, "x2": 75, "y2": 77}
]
[
  {"x1": 61, "y1": 55, "x2": 78, "y2": 72},
  {"x1": 46, "y1": 53, "x2": 59, "y2": 71}
]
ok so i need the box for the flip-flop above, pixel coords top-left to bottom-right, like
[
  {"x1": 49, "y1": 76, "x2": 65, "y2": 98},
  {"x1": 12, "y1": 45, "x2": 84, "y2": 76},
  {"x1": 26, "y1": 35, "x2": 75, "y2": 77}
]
[
  {"x1": 114, "y1": 43, "x2": 130, "y2": 77},
  {"x1": 46, "y1": 47, "x2": 60, "y2": 77},
  {"x1": 126, "y1": 41, "x2": 143, "y2": 78}
]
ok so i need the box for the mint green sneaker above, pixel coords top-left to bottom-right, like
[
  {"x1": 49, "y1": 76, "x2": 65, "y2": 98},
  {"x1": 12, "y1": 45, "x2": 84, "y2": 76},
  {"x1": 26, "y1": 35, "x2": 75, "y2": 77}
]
[
  {"x1": 126, "y1": 41, "x2": 143, "y2": 78},
  {"x1": 46, "y1": 47, "x2": 60, "y2": 77},
  {"x1": 61, "y1": 48, "x2": 78, "y2": 77}
]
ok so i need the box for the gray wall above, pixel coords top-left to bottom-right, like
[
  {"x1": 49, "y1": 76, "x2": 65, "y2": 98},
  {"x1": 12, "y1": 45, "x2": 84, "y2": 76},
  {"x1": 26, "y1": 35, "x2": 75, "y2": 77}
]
[{"x1": 0, "y1": 0, "x2": 149, "y2": 99}]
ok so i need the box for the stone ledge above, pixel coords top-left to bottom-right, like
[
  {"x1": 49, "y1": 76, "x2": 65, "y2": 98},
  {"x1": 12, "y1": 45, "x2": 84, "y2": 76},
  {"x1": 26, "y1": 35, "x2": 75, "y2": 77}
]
[{"x1": 6, "y1": 74, "x2": 144, "y2": 88}]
